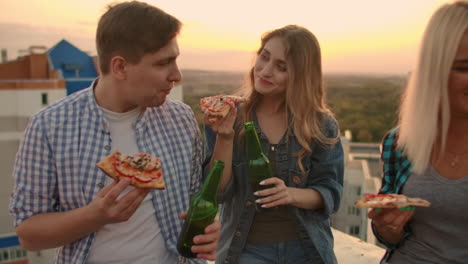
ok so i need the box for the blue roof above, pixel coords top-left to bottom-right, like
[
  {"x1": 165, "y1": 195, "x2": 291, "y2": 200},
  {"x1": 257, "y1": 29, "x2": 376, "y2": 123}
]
[
  {"x1": 48, "y1": 39, "x2": 98, "y2": 79},
  {"x1": 0, "y1": 235, "x2": 20, "y2": 248}
]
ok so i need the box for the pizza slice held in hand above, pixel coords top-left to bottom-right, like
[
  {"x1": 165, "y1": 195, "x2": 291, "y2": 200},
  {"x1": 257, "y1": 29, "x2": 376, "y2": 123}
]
[
  {"x1": 199, "y1": 95, "x2": 249, "y2": 118},
  {"x1": 96, "y1": 151, "x2": 165, "y2": 189},
  {"x1": 355, "y1": 193, "x2": 430, "y2": 209}
]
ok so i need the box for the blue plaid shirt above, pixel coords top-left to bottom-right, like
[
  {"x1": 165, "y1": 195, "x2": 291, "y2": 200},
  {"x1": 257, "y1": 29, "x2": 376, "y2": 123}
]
[
  {"x1": 9, "y1": 84, "x2": 205, "y2": 264},
  {"x1": 373, "y1": 128, "x2": 413, "y2": 263}
]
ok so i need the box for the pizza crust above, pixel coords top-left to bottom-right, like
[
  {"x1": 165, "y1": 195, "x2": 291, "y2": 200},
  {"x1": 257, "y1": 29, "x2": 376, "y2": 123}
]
[
  {"x1": 355, "y1": 193, "x2": 430, "y2": 209},
  {"x1": 199, "y1": 95, "x2": 249, "y2": 118},
  {"x1": 96, "y1": 151, "x2": 165, "y2": 189}
]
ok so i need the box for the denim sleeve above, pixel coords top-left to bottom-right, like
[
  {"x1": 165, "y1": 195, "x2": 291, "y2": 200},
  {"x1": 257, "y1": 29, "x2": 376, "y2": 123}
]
[
  {"x1": 300, "y1": 120, "x2": 344, "y2": 220},
  {"x1": 203, "y1": 125, "x2": 234, "y2": 202}
]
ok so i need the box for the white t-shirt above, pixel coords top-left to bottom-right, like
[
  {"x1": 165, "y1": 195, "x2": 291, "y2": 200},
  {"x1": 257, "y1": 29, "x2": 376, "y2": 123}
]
[{"x1": 86, "y1": 107, "x2": 177, "y2": 263}]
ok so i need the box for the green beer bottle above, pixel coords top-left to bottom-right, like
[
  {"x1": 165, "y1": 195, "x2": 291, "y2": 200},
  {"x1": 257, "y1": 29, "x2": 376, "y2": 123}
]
[
  {"x1": 177, "y1": 160, "x2": 224, "y2": 258},
  {"x1": 245, "y1": 122, "x2": 273, "y2": 198}
]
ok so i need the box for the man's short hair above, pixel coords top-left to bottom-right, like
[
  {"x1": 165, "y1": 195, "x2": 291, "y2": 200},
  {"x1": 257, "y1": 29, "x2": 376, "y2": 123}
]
[{"x1": 96, "y1": 1, "x2": 182, "y2": 75}]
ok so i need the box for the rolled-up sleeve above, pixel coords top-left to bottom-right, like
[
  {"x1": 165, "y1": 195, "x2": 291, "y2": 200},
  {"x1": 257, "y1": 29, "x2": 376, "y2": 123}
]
[
  {"x1": 188, "y1": 110, "x2": 204, "y2": 196},
  {"x1": 371, "y1": 128, "x2": 412, "y2": 255},
  {"x1": 300, "y1": 119, "x2": 344, "y2": 220},
  {"x1": 203, "y1": 125, "x2": 235, "y2": 202},
  {"x1": 9, "y1": 115, "x2": 58, "y2": 226}
]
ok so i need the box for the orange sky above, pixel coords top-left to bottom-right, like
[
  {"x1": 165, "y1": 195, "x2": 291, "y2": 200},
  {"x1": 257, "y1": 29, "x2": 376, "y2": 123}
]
[{"x1": 0, "y1": 0, "x2": 452, "y2": 73}]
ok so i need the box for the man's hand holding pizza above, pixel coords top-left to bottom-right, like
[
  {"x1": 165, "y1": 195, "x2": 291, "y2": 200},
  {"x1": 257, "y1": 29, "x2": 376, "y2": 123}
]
[
  {"x1": 90, "y1": 151, "x2": 165, "y2": 226},
  {"x1": 87, "y1": 178, "x2": 151, "y2": 226}
]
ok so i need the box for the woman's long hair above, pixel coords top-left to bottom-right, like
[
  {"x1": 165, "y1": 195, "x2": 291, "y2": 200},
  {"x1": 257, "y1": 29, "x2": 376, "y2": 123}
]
[
  {"x1": 238, "y1": 25, "x2": 338, "y2": 172},
  {"x1": 398, "y1": 1, "x2": 468, "y2": 173}
]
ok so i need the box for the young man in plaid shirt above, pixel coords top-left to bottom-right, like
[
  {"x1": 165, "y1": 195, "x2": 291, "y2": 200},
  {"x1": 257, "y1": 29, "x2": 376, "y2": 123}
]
[{"x1": 9, "y1": 2, "x2": 219, "y2": 263}]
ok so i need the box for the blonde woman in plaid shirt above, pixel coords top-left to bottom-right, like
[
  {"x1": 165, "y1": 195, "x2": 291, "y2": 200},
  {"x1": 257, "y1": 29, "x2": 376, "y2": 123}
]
[{"x1": 369, "y1": 1, "x2": 468, "y2": 263}]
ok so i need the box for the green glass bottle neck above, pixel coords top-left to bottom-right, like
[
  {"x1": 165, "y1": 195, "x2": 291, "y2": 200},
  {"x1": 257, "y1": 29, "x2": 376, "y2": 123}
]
[
  {"x1": 245, "y1": 123, "x2": 263, "y2": 160},
  {"x1": 200, "y1": 161, "x2": 224, "y2": 201}
]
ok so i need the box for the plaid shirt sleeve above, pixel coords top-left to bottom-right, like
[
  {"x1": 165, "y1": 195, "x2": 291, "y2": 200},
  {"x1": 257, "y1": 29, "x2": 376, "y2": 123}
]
[
  {"x1": 380, "y1": 128, "x2": 413, "y2": 194},
  {"x1": 9, "y1": 114, "x2": 58, "y2": 226},
  {"x1": 189, "y1": 110, "x2": 203, "y2": 196},
  {"x1": 380, "y1": 128, "x2": 399, "y2": 194},
  {"x1": 373, "y1": 128, "x2": 413, "y2": 263}
]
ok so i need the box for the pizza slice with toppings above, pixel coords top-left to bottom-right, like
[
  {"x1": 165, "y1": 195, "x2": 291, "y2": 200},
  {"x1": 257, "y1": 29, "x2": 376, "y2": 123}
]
[
  {"x1": 355, "y1": 193, "x2": 430, "y2": 209},
  {"x1": 96, "y1": 150, "x2": 165, "y2": 189},
  {"x1": 199, "y1": 95, "x2": 249, "y2": 118}
]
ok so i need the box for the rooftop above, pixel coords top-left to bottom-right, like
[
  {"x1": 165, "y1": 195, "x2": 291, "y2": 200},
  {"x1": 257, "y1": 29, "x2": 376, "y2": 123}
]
[{"x1": 207, "y1": 228, "x2": 385, "y2": 264}]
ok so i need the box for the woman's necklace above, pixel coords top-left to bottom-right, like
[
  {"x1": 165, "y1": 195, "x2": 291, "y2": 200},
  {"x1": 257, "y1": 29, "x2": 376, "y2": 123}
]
[
  {"x1": 433, "y1": 142, "x2": 468, "y2": 169},
  {"x1": 446, "y1": 150, "x2": 468, "y2": 168}
]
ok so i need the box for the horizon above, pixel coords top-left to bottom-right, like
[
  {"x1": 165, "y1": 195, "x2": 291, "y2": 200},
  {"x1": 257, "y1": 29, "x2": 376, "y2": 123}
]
[
  {"x1": 0, "y1": 0, "x2": 450, "y2": 74},
  {"x1": 180, "y1": 68, "x2": 408, "y2": 76}
]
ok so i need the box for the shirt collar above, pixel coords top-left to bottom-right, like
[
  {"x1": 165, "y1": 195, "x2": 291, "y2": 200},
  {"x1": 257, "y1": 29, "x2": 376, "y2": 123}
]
[{"x1": 86, "y1": 78, "x2": 151, "y2": 129}]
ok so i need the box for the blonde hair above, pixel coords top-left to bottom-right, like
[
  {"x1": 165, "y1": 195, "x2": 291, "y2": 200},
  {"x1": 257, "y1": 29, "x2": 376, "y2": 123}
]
[
  {"x1": 238, "y1": 25, "x2": 338, "y2": 172},
  {"x1": 398, "y1": 1, "x2": 468, "y2": 173}
]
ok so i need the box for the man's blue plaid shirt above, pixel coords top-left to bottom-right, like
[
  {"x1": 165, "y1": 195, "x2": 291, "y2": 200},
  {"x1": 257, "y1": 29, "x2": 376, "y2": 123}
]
[
  {"x1": 9, "y1": 84, "x2": 205, "y2": 264},
  {"x1": 374, "y1": 128, "x2": 413, "y2": 263}
]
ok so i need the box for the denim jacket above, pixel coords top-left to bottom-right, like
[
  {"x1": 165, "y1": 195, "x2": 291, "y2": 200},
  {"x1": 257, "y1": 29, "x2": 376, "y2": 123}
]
[{"x1": 204, "y1": 114, "x2": 344, "y2": 264}]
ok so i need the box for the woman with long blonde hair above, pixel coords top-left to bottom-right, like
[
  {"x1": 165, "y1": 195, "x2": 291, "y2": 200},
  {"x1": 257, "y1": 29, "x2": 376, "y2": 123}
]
[
  {"x1": 369, "y1": 1, "x2": 468, "y2": 263},
  {"x1": 204, "y1": 25, "x2": 344, "y2": 264}
]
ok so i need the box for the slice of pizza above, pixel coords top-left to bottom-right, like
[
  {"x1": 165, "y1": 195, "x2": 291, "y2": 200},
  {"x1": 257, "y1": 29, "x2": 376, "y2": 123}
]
[
  {"x1": 199, "y1": 95, "x2": 249, "y2": 118},
  {"x1": 96, "y1": 150, "x2": 165, "y2": 189},
  {"x1": 355, "y1": 193, "x2": 430, "y2": 209}
]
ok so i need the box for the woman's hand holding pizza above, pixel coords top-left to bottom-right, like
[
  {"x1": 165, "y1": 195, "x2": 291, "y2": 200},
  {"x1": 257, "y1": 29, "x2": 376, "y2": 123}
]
[
  {"x1": 203, "y1": 107, "x2": 237, "y2": 140},
  {"x1": 368, "y1": 208, "x2": 414, "y2": 244},
  {"x1": 179, "y1": 212, "x2": 221, "y2": 261},
  {"x1": 88, "y1": 178, "x2": 151, "y2": 225},
  {"x1": 201, "y1": 94, "x2": 249, "y2": 140}
]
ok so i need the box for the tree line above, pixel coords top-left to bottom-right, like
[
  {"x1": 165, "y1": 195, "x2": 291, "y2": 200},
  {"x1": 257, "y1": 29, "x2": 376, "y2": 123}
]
[{"x1": 181, "y1": 70, "x2": 407, "y2": 143}]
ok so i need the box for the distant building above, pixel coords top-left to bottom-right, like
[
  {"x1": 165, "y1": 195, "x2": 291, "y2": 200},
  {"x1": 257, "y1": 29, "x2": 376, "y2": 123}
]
[
  {"x1": 332, "y1": 130, "x2": 383, "y2": 246},
  {"x1": 0, "y1": 233, "x2": 28, "y2": 264},
  {"x1": 0, "y1": 39, "x2": 98, "y2": 95},
  {"x1": 47, "y1": 40, "x2": 98, "y2": 95}
]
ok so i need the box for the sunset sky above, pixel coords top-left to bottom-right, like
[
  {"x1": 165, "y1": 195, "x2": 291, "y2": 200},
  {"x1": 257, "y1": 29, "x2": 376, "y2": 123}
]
[{"x1": 0, "y1": 0, "x2": 452, "y2": 73}]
